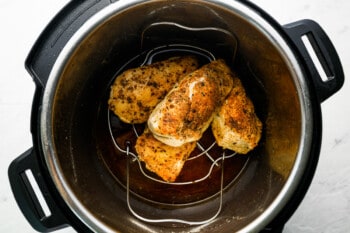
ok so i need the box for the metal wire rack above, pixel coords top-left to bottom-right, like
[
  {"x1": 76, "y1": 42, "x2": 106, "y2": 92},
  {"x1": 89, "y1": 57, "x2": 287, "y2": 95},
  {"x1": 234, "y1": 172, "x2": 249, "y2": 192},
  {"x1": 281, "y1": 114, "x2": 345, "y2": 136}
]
[{"x1": 106, "y1": 24, "x2": 239, "y2": 224}]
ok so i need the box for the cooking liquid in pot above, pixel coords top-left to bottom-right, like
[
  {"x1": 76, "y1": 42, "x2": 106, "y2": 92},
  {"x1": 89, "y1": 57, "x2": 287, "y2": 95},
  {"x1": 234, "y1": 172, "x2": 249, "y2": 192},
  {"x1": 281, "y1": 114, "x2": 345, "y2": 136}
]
[{"x1": 98, "y1": 42, "x2": 266, "y2": 206}]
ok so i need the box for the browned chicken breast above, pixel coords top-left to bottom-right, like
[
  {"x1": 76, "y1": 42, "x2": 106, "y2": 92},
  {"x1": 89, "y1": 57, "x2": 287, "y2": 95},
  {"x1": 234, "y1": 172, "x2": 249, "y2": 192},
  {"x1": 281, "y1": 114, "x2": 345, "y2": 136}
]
[
  {"x1": 108, "y1": 56, "x2": 199, "y2": 124},
  {"x1": 148, "y1": 59, "x2": 234, "y2": 147},
  {"x1": 135, "y1": 127, "x2": 196, "y2": 182},
  {"x1": 211, "y1": 76, "x2": 262, "y2": 154}
]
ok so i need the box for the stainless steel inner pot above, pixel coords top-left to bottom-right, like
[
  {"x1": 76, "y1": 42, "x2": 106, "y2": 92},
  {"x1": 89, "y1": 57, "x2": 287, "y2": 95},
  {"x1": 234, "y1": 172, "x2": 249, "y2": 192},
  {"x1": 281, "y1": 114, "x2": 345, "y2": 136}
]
[{"x1": 41, "y1": 0, "x2": 314, "y2": 232}]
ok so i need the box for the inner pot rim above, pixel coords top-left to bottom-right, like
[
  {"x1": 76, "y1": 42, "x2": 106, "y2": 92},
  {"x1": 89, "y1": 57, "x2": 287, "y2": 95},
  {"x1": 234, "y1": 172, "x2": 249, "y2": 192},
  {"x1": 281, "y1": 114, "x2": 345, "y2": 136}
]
[{"x1": 40, "y1": 0, "x2": 313, "y2": 232}]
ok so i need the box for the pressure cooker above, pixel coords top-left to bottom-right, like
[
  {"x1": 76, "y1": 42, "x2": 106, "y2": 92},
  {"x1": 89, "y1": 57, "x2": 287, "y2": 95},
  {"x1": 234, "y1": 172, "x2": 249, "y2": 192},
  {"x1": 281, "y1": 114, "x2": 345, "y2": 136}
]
[{"x1": 8, "y1": 0, "x2": 344, "y2": 232}]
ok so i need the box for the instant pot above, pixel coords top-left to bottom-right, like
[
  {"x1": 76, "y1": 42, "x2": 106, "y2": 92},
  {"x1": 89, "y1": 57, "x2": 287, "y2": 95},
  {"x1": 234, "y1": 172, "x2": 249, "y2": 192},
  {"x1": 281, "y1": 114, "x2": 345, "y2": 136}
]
[{"x1": 8, "y1": 0, "x2": 344, "y2": 232}]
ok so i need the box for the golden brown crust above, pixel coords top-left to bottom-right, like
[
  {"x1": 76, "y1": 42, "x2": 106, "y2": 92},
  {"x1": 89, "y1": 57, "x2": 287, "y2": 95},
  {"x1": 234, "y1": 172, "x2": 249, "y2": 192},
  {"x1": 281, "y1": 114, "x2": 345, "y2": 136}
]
[
  {"x1": 148, "y1": 59, "x2": 234, "y2": 147},
  {"x1": 212, "y1": 76, "x2": 262, "y2": 154},
  {"x1": 108, "y1": 56, "x2": 199, "y2": 124},
  {"x1": 135, "y1": 127, "x2": 196, "y2": 182}
]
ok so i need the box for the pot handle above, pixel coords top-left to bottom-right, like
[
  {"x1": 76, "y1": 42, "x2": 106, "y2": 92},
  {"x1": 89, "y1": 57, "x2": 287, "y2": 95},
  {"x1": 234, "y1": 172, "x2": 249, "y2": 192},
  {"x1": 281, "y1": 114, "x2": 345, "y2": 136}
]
[
  {"x1": 25, "y1": 0, "x2": 113, "y2": 88},
  {"x1": 8, "y1": 148, "x2": 69, "y2": 232},
  {"x1": 283, "y1": 19, "x2": 344, "y2": 102}
]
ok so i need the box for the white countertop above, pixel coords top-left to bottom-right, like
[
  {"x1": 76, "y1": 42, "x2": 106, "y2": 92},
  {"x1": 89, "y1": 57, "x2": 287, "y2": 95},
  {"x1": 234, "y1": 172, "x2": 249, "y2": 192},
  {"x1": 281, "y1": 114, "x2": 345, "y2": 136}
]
[{"x1": 1, "y1": 0, "x2": 349, "y2": 232}]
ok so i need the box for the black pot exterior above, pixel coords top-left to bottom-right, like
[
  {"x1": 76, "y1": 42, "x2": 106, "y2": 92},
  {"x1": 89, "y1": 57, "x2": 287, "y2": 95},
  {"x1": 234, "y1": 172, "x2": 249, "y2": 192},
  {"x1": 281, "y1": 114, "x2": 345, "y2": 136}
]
[{"x1": 9, "y1": 0, "x2": 343, "y2": 232}]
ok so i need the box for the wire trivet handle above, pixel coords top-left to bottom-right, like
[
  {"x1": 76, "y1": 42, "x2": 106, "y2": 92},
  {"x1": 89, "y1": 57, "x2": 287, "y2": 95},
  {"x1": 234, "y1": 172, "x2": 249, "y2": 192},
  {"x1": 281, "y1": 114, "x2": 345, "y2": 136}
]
[{"x1": 125, "y1": 143, "x2": 226, "y2": 225}]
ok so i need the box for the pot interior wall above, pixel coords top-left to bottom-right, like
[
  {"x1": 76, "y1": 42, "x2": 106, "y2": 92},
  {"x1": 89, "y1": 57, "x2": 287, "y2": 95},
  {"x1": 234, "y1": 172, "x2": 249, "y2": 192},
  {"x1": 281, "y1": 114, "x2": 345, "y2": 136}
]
[{"x1": 50, "y1": 1, "x2": 301, "y2": 232}]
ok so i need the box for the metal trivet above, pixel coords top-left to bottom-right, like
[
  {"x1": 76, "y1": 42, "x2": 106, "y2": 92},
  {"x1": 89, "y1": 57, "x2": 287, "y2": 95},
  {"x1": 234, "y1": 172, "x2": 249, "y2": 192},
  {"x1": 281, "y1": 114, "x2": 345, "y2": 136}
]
[{"x1": 107, "y1": 24, "x2": 239, "y2": 224}]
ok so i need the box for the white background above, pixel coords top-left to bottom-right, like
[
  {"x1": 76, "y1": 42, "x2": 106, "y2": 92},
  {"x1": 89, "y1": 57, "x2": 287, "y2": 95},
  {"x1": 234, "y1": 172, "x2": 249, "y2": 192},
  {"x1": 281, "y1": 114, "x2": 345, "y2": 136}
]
[{"x1": 1, "y1": 0, "x2": 349, "y2": 232}]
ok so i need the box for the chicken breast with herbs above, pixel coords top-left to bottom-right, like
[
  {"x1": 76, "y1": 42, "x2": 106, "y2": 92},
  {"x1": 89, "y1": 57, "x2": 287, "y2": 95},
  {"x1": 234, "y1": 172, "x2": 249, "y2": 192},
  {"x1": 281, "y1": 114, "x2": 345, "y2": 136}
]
[
  {"x1": 148, "y1": 59, "x2": 234, "y2": 147},
  {"x1": 211, "y1": 76, "x2": 262, "y2": 154},
  {"x1": 108, "y1": 56, "x2": 199, "y2": 124},
  {"x1": 135, "y1": 127, "x2": 196, "y2": 182}
]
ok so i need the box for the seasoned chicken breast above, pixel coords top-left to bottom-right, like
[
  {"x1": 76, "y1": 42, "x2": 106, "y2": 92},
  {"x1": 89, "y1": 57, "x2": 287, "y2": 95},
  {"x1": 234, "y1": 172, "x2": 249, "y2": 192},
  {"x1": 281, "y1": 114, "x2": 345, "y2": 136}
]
[
  {"x1": 148, "y1": 59, "x2": 234, "y2": 147},
  {"x1": 135, "y1": 127, "x2": 196, "y2": 182},
  {"x1": 211, "y1": 76, "x2": 262, "y2": 154},
  {"x1": 108, "y1": 56, "x2": 199, "y2": 124}
]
